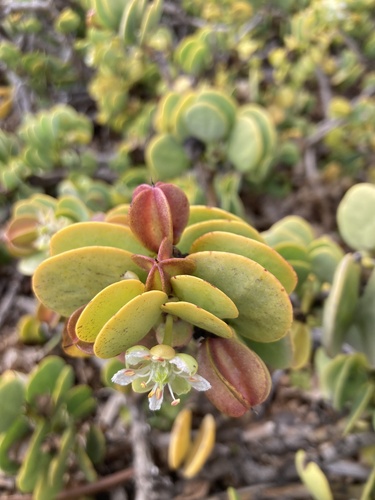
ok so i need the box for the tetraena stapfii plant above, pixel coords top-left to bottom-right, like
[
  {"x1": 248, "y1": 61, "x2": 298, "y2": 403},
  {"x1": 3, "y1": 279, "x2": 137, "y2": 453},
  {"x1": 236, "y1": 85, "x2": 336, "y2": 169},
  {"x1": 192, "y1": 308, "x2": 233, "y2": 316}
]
[
  {"x1": 32, "y1": 182, "x2": 297, "y2": 417},
  {"x1": 0, "y1": 356, "x2": 103, "y2": 498}
]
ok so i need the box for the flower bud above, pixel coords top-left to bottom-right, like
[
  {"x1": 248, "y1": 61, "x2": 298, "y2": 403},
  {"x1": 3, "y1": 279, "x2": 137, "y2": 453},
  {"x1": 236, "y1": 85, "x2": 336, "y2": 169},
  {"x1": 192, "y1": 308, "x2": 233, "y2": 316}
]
[
  {"x1": 129, "y1": 183, "x2": 189, "y2": 252},
  {"x1": 198, "y1": 337, "x2": 271, "y2": 417}
]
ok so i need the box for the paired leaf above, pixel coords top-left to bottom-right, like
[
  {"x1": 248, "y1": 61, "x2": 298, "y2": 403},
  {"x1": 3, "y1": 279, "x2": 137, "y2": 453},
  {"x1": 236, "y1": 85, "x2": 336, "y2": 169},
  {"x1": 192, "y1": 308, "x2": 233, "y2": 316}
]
[{"x1": 187, "y1": 252, "x2": 293, "y2": 342}]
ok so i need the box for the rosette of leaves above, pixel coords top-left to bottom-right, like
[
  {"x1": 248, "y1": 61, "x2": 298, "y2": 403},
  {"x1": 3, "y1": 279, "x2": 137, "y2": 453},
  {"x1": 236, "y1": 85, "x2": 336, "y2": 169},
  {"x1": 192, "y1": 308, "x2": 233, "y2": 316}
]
[
  {"x1": 317, "y1": 185, "x2": 375, "y2": 438},
  {"x1": 263, "y1": 215, "x2": 344, "y2": 294},
  {"x1": 174, "y1": 27, "x2": 227, "y2": 76},
  {"x1": 32, "y1": 182, "x2": 296, "y2": 416},
  {"x1": 323, "y1": 184, "x2": 375, "y2": 363},
  {"x1": 0, "y1": 357, "x2": 104, "y2": 499},
  {"x1": 257, "y1": 215, "x2": 344, "y2": 370},
  {"x1": 3, "y1": 193, "x2": 91, "y2": 275},
  {"x1": 79, "y1": 0, "x2": 163, "y2": 133},
  {"x1": 147, "y1": 86, "x2": 277, "y2": 192},
  {"x1": 1, "y1": 105, "x2": 95, "y2": 193}
]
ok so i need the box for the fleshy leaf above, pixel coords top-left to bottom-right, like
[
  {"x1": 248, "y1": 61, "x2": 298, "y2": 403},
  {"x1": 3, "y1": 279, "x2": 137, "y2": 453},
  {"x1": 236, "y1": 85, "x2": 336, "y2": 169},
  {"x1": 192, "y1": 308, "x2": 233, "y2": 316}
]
[
  {"x1": 190, "y1": 231, "x2": 297, "y2": 294},
  {"x1": 187, "y1": 251, "x2": 293, "y2": 342},
  {"x1": 76, "y1": 279, "x2": 145, "y2": 342},
  {"x1": 168, "y1": 408, "x2": 192, "y2": 470},
  {"x1": 198, "y1": 337, "x2": 271, "y2": 417},
  {"x1": 182, "y1": 414, "x2": 216, "y2": 478},
  {"x1": 170, "y1": 274, "x2": 239, "y2": 319},
  {"x1": 322, "y1": 253, "x2": 361, "y2": 356},
  {"x1": 94, "y1": 290, "x2": 168, "y2": 358},
  {"x1": 178, "y1": 219, "x2": 264, "y2": 254},
  {"x1": 50, "y1": 221, "x2": 150, "y2": 256},
  {"x1": 161, "y1": 301, "x2": 234, "y2": 338},
  {"x1": 33, "y1": 247, "x2": 146, "y2": 317}
]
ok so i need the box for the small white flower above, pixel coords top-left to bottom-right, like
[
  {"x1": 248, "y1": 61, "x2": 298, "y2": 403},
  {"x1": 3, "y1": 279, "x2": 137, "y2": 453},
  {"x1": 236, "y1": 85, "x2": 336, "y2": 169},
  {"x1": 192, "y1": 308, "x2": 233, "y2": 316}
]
[{"x1": 112, "y1": 345, "x2": 211, "y2": 411}]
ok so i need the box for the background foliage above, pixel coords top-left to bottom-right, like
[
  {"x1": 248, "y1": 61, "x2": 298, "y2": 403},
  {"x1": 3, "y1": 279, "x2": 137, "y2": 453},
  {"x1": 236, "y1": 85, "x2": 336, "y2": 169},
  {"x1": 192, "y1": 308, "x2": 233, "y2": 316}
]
[{"x1": 1, "y1": 0, "x2": 375, "y2": 498}]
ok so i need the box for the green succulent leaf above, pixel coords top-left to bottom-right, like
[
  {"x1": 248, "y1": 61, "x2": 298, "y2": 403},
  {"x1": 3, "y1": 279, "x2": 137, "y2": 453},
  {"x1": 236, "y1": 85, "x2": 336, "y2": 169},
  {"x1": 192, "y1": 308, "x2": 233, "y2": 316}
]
[
  {"x1": 196, "y1": 89, "x2": 236, "y2": 128},
  {"x1": 244, "y1": 333, "x2": 294, "y2": 370},
  {"x1": 161, "y1": 300, "x2": 235, "y2": 338},
  {"x1": 190, "y1": 231, "x2": 297, "y2": 295},
  {"x1": 76, "y1": 279, "x2": 145, "y2": 342},
  {"x1": 187, "y1": 205, "x2": 242, "y2": 225},
  {"x1": 227, "y1": 116, "x2": 264, "y2": 173},
  {"x1": 178, "y1": 219, "x2": 264, "y2": 254},
  {"x1": 170, "y1": 274, "x2": 239, "y2": 319},
  {"x1": 146, "y1": 133, "x2": 190, "y2": 180},
  {"x1": 337, "y1": 183, "x2": 375, "y2": 252},
  {"x1": 184, "y1": 102, "x2": 230, "y2": 142},
  {"x1": 352, "y1": 268, "x2": 375, "y2": 366},
  {"x1": 33, "y1": 247, "x2": 146, "y2": 317},
  {"x1": 52, "y1": 364, "x2": 75, "y2": 408},
  {"x1": 295, "y1": 449, "x2": 333, "y2": 500},
  {"x1": 16, "y1": 420, "x2": 50, "y2": 493},
  {"x1": 94, "y1": 290, "x2": 168, "y2": 358},
  {"x1": 322, "y1": 254, "x2": 361, "y2": 356},
  {"x1": 50, "y1": 221, "x2": 149, "y2": 256},
  {"x1": 86, "y1": 424, "x2": 106, "y2": 465},
  {"x1": 26, "y1": 356, "x2": 66, "y2": 405},
  {"x1": 0, "y1": 416, "x2": 30, "y2": 474},
  {"x1": 0, "y1": 373, "x2": 25, "y2": 433},
  {"x1": 92, "y1": 0, "x2": 127, "y2": 31},
  {"x1": 46, "y1": 426, "x2": 75, "y2": 495},
  {"x1": 187, "y1": 251, "x2": 293, "y2": 342},
  {"x1": 343, "y1": 383, "x2": 375, "y2": 435},
  {"x1": 65, "y1": 385, "x2": 96, "y2": 419}
]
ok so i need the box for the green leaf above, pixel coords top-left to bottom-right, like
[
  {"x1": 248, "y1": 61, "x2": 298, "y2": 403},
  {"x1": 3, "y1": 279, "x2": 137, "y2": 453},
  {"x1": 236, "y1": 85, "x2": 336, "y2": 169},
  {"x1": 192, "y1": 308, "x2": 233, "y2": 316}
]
[
  {"x1": 16, "y1": 420, "x2": 50, "y2": 493},
  {"x1": 52, "y1": 364, "x2": 75, "y2": 408},
  {"x1": 196, "y1": 89, "x2": 236, "y2": 129},
  {"x1": 33, "y1": 247, "x2": 147, "y2": 317},
  {"x1": 187, "y1": 205, "x2": 242, "y2": 225},
  {"x1": 0, "y1": 373, "x2": 25, "y2": 433},
  {"x1": 343, "y1": 383, "x2": 375, "y2": 435},
  {"x1": 353, "y1": 268, "x2": 375, "y2": 366},
  {"x1": 146, "y1": 133, "x2": 190, "y2": 180},
  {"x1": 190, "y1": 231, "x2": 297, "y2": 295},
  {"x1": 94, "y1": 290, "x2": 168, "y2": 358},
  {"x1": 244, "y1": 333, "x2": 294, "y2": 369},
  {"x1": 50, "y1": 221, "x2": 149, "y2": 256},
  {"x1": 322, "y1": 254, "x2": 361, "y2": 356},
  {"x1": 76, "y1": 279, "x2": 145, "y2": 342},
  {"x1": 337, "y1": 183, "x2": 375, "y2": 251},
  {"x1": 170, "y1": 274, "x2": 239, "y2": 319},
  {"x1": 161, "y1": 301, "x2": 234, "y2": 338},
  {"x1": 93, "y1": 0, "x2": 127, "y2": 31},
  {"x1": 85, "y1": 424, "x2": 106, "y2": 465},
  {"x1": 187, "y1": 251, "x2": 293, "y2": 342},
  {"x1": 227, "y1": 116, "x2": 264, "y2": 173},
  {"x1": 65, "y1": 385, "x2": 96, "y2": 419},
  {"x1": 179, "y1": 219, "x2": 264, "y2": 254},
  {"x1": 295, "y1": 449, "x2": 333, "y2": 500},
  {"x1": 47, "y1": 426, "x2": 75, "y2": 493},
  {"x1": 0, "y1": 416, "x2": 30, "y2": 474},
  {"x1": 184, "y1": 102, "x2": 230, "y2": 142},
  {"x1": 26, "y1": 356, "x2": 65, "y2": 405},
  {"x1": 55, "y1": 196, "x2": 90, "y2": 222},
  {"x1": 139, "y1": 0, "x2": 163, "y2": 45}
]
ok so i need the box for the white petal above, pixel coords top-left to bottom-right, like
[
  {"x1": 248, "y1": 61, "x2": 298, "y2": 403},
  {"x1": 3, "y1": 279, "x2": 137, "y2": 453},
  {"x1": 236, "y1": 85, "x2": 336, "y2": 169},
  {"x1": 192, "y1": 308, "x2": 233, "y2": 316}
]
[
  {"x1": 148, "y1": 386, "x2": 164, "y2": 411},
  {"x1": 111, "y1": 369, "x2": 139, "y2": 386},
  {"x1": 126, "y1": 348, "x2": 151, "y2": 366},
  {"x1": 188, "y1": 374, "x2": 211, "y2": 392},
  {"x1": 170, "y1": 356, "x2": 191, "y2": 374}
]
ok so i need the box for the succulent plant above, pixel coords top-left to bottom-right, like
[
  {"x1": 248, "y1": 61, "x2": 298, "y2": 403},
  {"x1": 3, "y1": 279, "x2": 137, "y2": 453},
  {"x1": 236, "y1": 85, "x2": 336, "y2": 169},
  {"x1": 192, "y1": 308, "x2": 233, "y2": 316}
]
[
  {"x1": 0, "y1": 357, "x2": 104, "y2": 498},
  {"x1": 3, "y1": 193, "x2": 91, "y2": 275},
  {"x1": 32, "y1": 182, "x2": 296, "y2": 416}
]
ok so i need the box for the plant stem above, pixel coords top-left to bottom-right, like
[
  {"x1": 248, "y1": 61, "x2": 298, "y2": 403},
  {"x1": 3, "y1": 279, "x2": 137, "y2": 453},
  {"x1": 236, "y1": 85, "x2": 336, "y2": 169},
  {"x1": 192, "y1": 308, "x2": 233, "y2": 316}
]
[{"x1": 163, "y1": 314, "x2": 174, "y2": 347}]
